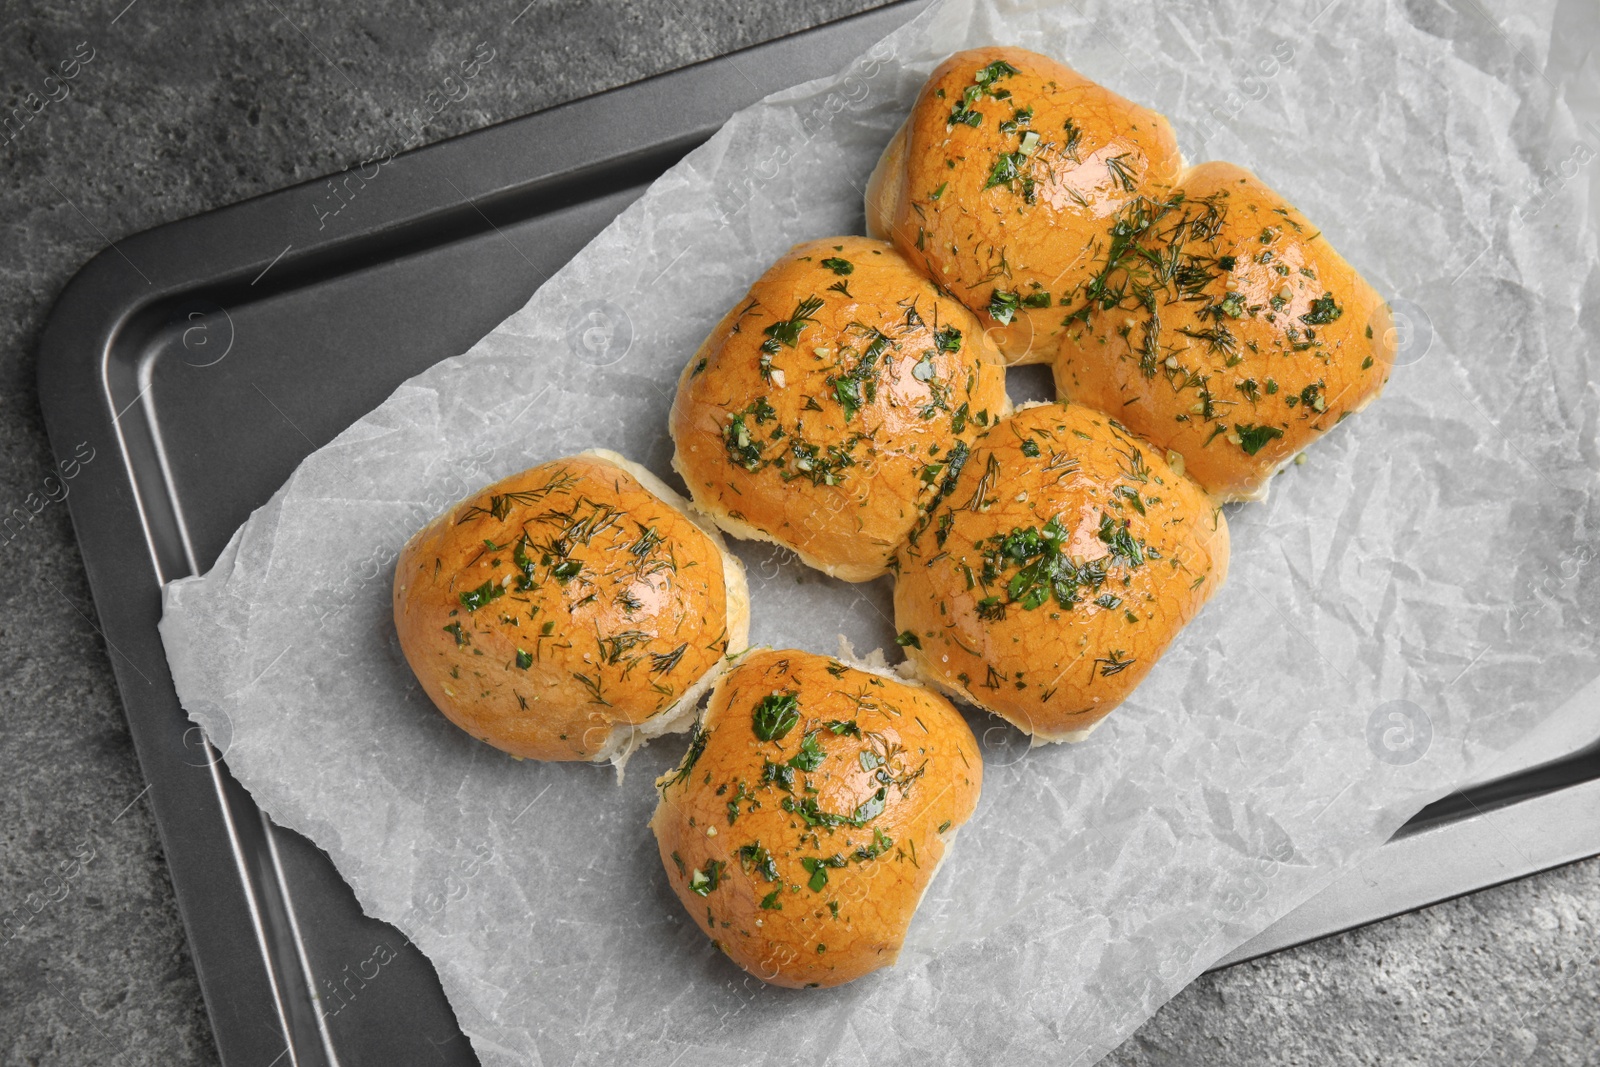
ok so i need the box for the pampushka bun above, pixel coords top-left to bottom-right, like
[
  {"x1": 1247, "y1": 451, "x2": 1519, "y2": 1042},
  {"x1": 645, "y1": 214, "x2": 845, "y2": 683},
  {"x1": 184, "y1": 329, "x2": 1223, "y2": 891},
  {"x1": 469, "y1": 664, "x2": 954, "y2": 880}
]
[
  {"x1": 393, "y1": 450, "x2": 749, "y2": 763},
  {"x1": 670, "y1": 236, "x2": 1009, "y2": 581},
  {"x1": 893, "y1": 402, "x2": 1228, "y2": 741},
  {"x1": 1052, "y1": 161, "x2": 1395, "y2": 501},
  {"x1": 651, "y1": 648, "x2": 981, "y2": 988},
  {"x1": 866, "y1": 46, "x2": 1183, "y2": 364}
]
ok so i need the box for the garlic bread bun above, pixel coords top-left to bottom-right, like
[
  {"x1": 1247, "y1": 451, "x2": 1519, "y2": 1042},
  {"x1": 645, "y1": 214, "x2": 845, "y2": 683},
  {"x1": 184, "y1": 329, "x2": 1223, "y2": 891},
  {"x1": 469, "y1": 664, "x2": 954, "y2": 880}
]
[
  {"x1": 670, "y1": 236, "x2": 1009, "y2": 581},
  {"x1": 393, "y1": 450, "x2": 749, "y2": 764},
  {"x1": 866, "y1": 46, "x2": 1183, "y2": 364},
  {"x1": 1053, "y1": 161, "x2": 1395, "y2": 502},
  {"x1": 651, "y1": 648, "x2": 981, "y2": 988},
  {"x1": 893, "y1": 403, "x2": 1228, "y2": 741}
]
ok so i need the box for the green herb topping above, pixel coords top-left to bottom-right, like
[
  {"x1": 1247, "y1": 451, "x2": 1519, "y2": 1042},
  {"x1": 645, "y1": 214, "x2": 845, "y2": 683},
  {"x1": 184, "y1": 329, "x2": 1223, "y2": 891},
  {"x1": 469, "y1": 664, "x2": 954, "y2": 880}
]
[
  {"x1": 1234, "y1": 424, "x2": 1285, "y2": 455},
  {"x1": 760, "y1": 296, "x2": 824, "y2": 354},
  {"x1": 1300, "y1": 292, "x2": 1342, "y2": 325},
  {"x1": 688, "y1": 859, "x2": 725, "y2": 896},
  {"x1": 459, "y1": 579, "x2": 505, "y2": 612},
  {"x1": 752, "y1": 692, "x2": 800, "y2": 742}
]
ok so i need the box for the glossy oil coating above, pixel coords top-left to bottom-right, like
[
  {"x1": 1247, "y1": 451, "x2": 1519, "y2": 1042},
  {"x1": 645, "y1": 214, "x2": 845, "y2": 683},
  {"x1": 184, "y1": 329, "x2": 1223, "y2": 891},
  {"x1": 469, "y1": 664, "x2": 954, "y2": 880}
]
[
  {"x1": 670, "y1": 236, "x2": 1009, "y2": 581},
  {"x1": 1052, "y1": 161, "x2": 1396, "y2": 501},
  {"x1": 866, "y1": 46, "x2": 1183, "y2": 364},
  {"x1": 893, "y1": 402, "x2": 1228, "y2": 740},
  {"x1": 650, "y1": 648, "x2": 982, "y2": 988},
  {"x1": 393, "y1": 452, "x2": 748, "y2": 761}
]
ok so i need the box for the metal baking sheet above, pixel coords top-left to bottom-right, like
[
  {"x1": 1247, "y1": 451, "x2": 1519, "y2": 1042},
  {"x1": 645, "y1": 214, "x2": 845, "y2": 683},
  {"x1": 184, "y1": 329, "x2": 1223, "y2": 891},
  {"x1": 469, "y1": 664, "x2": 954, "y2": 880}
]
[{"x1": 34, "y1": 2, "x2": 1600, "y2": 1060}]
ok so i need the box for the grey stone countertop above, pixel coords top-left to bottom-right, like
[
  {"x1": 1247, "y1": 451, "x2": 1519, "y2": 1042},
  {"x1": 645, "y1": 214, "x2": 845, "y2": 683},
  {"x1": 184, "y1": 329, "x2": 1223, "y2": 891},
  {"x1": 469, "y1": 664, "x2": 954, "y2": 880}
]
[{"x1": 0, "y1": 1, "x2": 1594, "y2": 1064}]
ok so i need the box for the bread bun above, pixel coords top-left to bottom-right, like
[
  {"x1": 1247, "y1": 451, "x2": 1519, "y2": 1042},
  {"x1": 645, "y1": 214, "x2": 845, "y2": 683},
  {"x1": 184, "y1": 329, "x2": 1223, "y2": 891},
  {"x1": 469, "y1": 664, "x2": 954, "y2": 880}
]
[
  {"x1": 893, "y1": 402, "x2": 1227, "y2": 741},
  {"x1": 670, "y1": 236, "x2": 1009, "y2": 581},
  {"x1": 651, "y1": 648, "x2": 981, "y2": 988},
  {"x1": 393, "y1": 450, "x2": 749, "y2": 763},
  {"x1": 865, "y1": 46, "x2": 1183, "y2": 364},
  {"x1": 1053, "y1": 161, "x2": 1395, "y2": 501}
]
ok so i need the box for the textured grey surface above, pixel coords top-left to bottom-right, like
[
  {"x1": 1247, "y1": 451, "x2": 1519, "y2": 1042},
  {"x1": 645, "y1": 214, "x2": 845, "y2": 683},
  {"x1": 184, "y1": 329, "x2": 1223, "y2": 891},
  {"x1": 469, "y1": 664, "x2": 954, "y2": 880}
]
[{"x1": 0, "y1": 1, "x2": 1594, "y2": 1065}]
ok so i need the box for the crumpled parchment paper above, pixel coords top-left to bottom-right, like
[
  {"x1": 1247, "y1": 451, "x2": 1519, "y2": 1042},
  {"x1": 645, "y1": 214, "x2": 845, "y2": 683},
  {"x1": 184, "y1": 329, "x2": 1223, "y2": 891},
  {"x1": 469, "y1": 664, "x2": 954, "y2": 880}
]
[{"x1": 160, "y1": 0, "x2": 1600, "y2": 1062}]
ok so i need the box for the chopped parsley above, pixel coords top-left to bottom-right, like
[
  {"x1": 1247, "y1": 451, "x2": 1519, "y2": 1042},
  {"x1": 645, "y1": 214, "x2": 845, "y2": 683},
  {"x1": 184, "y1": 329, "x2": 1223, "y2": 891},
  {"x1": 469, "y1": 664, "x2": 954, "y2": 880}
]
[
  {"x1": 787, "y1": 730, "x2": 826, "y2": 772},
  {"x1": 782, "y1": 787, "x2": 887, "y2": 830},
  {"x1": 1097, "y1": 512, "x2": 1146, "y2": 567},
  {"x1": 851, "y1": 788, "x2": 887, "y2": 825},
  {"x1": 783, "y1": 436, "x2": 861, "y2": 487},
  {"x1": 762, "y1": 760, "x2": 796, "y2": 792},
  {"x1": 977, "y1": 513, "x2": 1148, "y2": 614},
  {"x1": 853, "y1": 828, "x2": 895, "y2": 862},
  {"x1": 736, "y1": 844, "x2": 780, "y2": 882},
  {"x1": 459, "y1": 580, "x2": 504, "y2": 612},
  {"x1": 906, "y1": 439, "x2": 971, "y2": 546},
  {"x1": 984, "y1": 150, "x2": 1028, "y2": 190},
  {"x1": 723, "y1": 397, "x2": 779, "y2": 471},
  {"x1": 820, "y1": 257, "x2": 853, "y2": 275},
  {"x1": 949, "y1": 93, "x2": 984, "y2": 127},
  {"x1": 752, "y1": 692, "x2": 800, "y2": 742},
  {"x1": 688, "y1": 859, "x2": 725, "y2": 896},
  {"x1": 1234, "y1": 424, "x2": 1285, "y2": 455},
  {"x1": 988, "y1": 289, "x2": 1023, "y2": 325},
  {"x1": 947, "y1": 59, "x2": 1019, "y2": 127},
  {"x1": 1299, "y1": 380, "x2": 1326, "y2": 412},
  {"x1": 1300, "y1": 292, "x2": 1342, "y2": 325},
  {"x1": 973, "y1": 59, "x2": 1019, "y2": 89},
  {"x1": 830, "y1": 330, "x2": 890, "y2": 421},
  {"x1": 800, "y1": 856, "x2": 846, "y2": 891}
]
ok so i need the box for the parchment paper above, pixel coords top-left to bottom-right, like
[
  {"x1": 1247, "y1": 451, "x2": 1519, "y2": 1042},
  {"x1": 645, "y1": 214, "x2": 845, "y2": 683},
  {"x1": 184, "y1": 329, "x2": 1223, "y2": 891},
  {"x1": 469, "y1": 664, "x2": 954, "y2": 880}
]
[{"x1": 160, "y1": 0, "x2": 1600, "y2": 1062}]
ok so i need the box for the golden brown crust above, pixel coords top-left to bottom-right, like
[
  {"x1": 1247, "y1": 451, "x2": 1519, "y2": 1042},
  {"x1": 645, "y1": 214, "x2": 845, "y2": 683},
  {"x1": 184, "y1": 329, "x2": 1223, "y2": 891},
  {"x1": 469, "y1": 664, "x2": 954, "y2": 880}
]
[
  {"x1": 1053, "y1": 161, "x2": 1395, "y2": 502},
  {"x1": 893, "y1": 402, "x2": 1228, "y2": 740},
  {"x1": 670, "y1": 236, "x2": 1010, "y2": 581},
  {"x1": 393, "y1": 453, "x2": 748, "y2": 762},
  {"x1": 650, "y1": 648, "x2": 982, "y2": 988},
  {"x1": 864, "y1": 117, "x2": 909, "y2": 245},
  {"x1": 868, "y1": 46, "x2": 1183, "y2": 364}
]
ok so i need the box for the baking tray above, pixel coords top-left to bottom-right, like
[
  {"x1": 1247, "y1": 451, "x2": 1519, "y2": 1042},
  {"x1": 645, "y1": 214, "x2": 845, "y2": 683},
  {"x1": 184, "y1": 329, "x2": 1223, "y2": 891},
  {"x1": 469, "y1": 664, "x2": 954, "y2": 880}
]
[{"x1": 34, "y1": 2, "x2": 1600, "y2": 1061}]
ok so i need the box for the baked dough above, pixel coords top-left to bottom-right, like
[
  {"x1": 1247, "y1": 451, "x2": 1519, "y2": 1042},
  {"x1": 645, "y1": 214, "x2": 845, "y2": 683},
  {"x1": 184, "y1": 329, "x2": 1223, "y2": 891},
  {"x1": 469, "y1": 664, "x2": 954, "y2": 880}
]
[
  {"x1": 393, "y1": 450, "x2": 749, "y2": 763},
  {"x1": 671, "y1": 236, "x2": 1009, "y2": 581},
  {"x1": 866, "y1": 46, "x2": 1183, "y2": 364},
  {"x1": 1053, "y1": 161, "x2": 1395, "y2": 501},
  {"x1": 893, "y1": 402, "x2": 1228, "y2": 740},
  {"x1": 651, "y1": 648, "x2": 981, "y2": 987}
]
